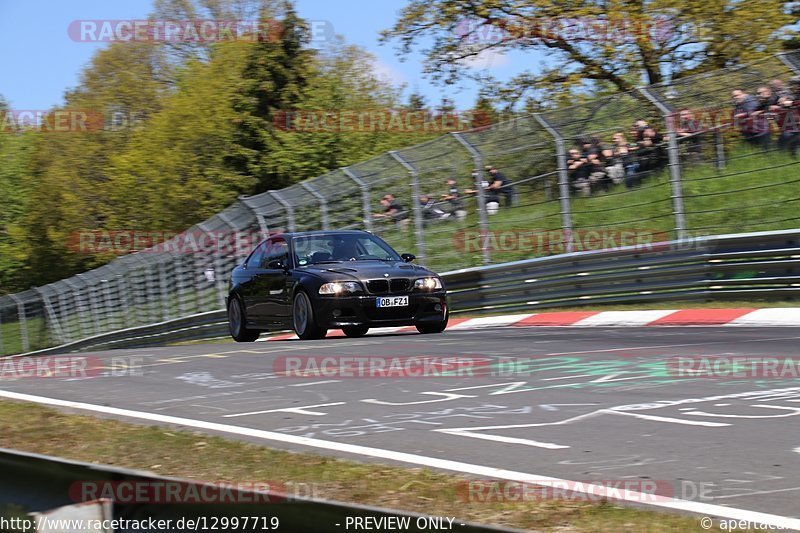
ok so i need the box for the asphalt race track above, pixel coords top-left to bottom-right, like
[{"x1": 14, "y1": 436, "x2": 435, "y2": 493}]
[{"x1": 2, "y1": 326, "x2": 800, "y2": 527}]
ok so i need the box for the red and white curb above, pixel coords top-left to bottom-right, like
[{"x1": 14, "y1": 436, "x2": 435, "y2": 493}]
[{"x1": 258, "y1": 308, "x2": 800, "y2": 341}]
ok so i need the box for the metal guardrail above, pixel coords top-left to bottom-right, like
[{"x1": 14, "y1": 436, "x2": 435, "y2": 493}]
[
  {"x1": 446, "y1": 229, "x2": 800, "y2": 312},
  {"x1": 0, "y1": 448, "x2": 520, "y2": 533},
  {"x1": 10, "y1": 229, "x2": 799, "y2": 357}
]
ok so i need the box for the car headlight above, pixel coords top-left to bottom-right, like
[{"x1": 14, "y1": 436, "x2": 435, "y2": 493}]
[
  {"x1": 319, "y1": 281, "x2": 361, "y2": 295},
  {"x1": 414, "y1": 277, "x2": 443, "y2": 290}
]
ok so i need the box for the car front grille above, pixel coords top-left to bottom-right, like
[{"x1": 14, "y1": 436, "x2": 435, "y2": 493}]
[
  {"x1": 366, "y1": 280, "x2": 389, "y2": 294},
  {"x1": 390, "y1": 278, "x2": 411, "y2": 293},
  {"x1": 366, "y1": 278, "x2": 411, "y2": 294}
]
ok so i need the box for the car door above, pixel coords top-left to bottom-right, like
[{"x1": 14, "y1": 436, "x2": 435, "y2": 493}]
[
  {"x1": 238, "y1": 241, "x2": 268, "y2": 326},
  {"x1": 260, "y1": 238, "x2": 292, "y2": 324}
]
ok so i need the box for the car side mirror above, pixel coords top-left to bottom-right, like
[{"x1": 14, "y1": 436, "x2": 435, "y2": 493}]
[
  {"x1": 401, "y1": 253, "x2": 416, "y2": 263},
  {"x1": 267, "y1": 259, "x2": 286, "y2": 270}
]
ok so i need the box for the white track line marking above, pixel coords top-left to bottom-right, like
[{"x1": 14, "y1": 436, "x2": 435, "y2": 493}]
[
  {"x1": 435, "y1": 430, "x2": 569, "y2": 449},
  {"x1": 288, "y1": 380, "x2": 342, "y2": 387},
  {"x1": 223, "y1": 402, "x2": 346, "y2": 418},
  {"x1": 1, "y1": 389, "x2": 799, "y2": 529}
]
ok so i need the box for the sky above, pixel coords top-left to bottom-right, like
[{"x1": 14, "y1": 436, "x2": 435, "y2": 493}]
[{"x1": 0, "y1": 0, "x2": 526, "y2": 112}]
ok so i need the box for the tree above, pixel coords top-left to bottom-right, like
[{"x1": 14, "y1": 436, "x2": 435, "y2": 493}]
[
  {"x1": 471, "y1": 92, "x2": 498, "y2": 129},
  {"x1": 0, "y1": 105, "x2": 36, "y2": 293},
  {"x1": 406, "y1": 90, "x2": 427, "y2": 111},
  {"x1": 227, "y1": 0, "x2": 315, "y2": 192},
  {"x1": 382, "y1": 0, "x2": 793, "y2": 107},
  {"x1": 104, "y1": 40, "x2": 257, "y2": 233},
  {"x1": 18, "y1": 42, "x2": 166, "y2": 286}
]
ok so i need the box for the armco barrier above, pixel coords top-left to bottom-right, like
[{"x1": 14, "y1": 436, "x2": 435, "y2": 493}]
[
  {"x1": 0, "y1": 448, "x2": 521, "y2": 533},
  {"x1": 9, "y1": 228, "x2": 800, "y2": 357}
]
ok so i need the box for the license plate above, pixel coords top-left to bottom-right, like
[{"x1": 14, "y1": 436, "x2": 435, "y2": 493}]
[{"x1": 376, "y1": 296, "x2": 408, "y2": 308}]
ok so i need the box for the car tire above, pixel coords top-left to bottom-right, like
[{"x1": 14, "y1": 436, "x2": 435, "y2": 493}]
[
  {"x1": 416, "y1": 310, "x2": 449, "y2": 334},
  {"x1": 293, "y1": 290, "x2": 327, "y2": 340},
  {"x1": 342, "y1": 325, "x2": 369, "y2": 338},
  {"x1": 228, "y1": 296, "x2": 260, "y2": 342}
]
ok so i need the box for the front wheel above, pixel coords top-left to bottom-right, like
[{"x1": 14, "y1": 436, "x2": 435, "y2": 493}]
[
  {"x1": 228, "y1": 297, "x2": 260, "y2": 342},
  {"x1": 342, "y1": 325, "x2": 369, "y2": 338},
  {"x1": 293, "y1": 291, "x2": 327, "y2": 340}
]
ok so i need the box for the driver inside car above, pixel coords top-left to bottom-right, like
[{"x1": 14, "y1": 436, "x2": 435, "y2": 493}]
[{"x1": 331, "y1": 238, "x2": 359, "y2": 261}]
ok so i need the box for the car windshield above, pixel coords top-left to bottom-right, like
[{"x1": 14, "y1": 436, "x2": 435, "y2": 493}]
[{"x1": 292, "y1": 234, "x2": 402, "y2": 266}]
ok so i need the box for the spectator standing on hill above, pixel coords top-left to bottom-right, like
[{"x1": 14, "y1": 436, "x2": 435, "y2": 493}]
[
  {"x1": 770, "y1": 79, "x2": 791, "y2": 103},
  {"x1": 601, "y1": 144, "x2": 625, "y2": 185},
  {"x1": 732, "y1": 89, "x2": 770, "y2": 149},
  {"x1": 631, "y1": 119, "x2": 649, "y2": 143},
  {"x1": 373, "y1": 194, "x2": 409, "y2": 228},
  {"x1": 776, "y1": 77, "x2": 800, "y2": 157},
  {"x1": 675, "y1": 108, "x2": 703, "y2": 160},
  {"x1": 610, "y1": 132, "x2": 639, "y2": 187},
  {"x1": 465, "y1": 169, "x2": 501, "y2": 215},
  {"x1": 485, "y1": 166, "x2": 515, "y2": 207},
  {"x1": 441, "y1": 178, "x2": 467, "y2": 219},
  {"x1": 419, "y1": 194, "x2": 449, "y2": 221},
  {"x1": 567, "y1": 148, "x2": 591, "y2": 196},
  {"x1": 579, "y1": 137, "x2": 601, "y2": 157},
  {"x1": 582, "y1": 153, "x2": 608, "y2": 193}
]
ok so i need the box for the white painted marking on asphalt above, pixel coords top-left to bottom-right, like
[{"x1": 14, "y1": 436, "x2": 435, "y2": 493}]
[
  {"x1": 362, "y1": 392, "x2": 476, "y2": 406},
  {"x1": 540, "y1": 374, "x2": 592, "y2": 381},
  {"x1": 682, "y1": 405, "x2": 800, "y2": 419},
  {"x1": 438, "y1": 430, "x2": 569, "y2": 449},
  {"x1": 610, "y1": 411, "x2": 730, "y2": 427},
  {"x1": 539, "y1": 403, "x2": 599, "y2": 411},
  {"x1": 223, "y1": 402, "x2": 346, "y2": 417},
  {"x1": 0, "y1": 388, "x2": 798, "y2": 530},
  {"x1": 288, "y1": 380, "x2": 342, "y2": 387}
]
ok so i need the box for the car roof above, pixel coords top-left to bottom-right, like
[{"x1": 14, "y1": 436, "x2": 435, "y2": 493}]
[
  {"x1": 269, "y1": 230, "x2": 372, "y2": 240},
  {"x1": 270, "y1": 229, "x2": 372, "y2": 238}
]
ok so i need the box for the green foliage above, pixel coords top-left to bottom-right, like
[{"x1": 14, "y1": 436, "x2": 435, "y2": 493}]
[
  {"x1": 0, "y1": 129, "x2": 36, "y2": 293},
  {"x1": 227, "y1": 2, "x2": 314, "y2": 192},
  {"x1": 105, "y1": 40, "x2": 257, "y2": 232},
  {"x1": 382, "y1": 0, "x2": 794, "y2": 107}
]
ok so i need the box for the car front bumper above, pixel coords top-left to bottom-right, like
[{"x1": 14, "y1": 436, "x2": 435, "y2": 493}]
[{"x1": 313, "y1": 291, "x2": 448, "y2": 329}]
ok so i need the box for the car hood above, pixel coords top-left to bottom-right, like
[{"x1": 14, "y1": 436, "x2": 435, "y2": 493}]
[{"x1": 300, "y1": 261, "x2": 435, "y2": 281}]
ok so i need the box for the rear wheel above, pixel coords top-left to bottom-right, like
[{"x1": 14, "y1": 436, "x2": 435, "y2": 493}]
[
  {"x1": 342, "y1": 325, "x2": 369, "y2": 338},
  {"x1": 228, "y1": 297, "x2": 260, "y2": 342},
  {"x1": 293, "y1": 290, "x2": 327, "y2": 340}
]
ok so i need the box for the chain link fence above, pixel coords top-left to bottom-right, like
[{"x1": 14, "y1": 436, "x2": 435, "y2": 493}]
[{"x1": 2, "y1": 52, "x2": 798, "y2": 355}]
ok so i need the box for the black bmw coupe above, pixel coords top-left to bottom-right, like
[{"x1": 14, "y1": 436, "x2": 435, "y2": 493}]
[{"x1": 226, "y1": 230, "x2": 448, "y2": 341}]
